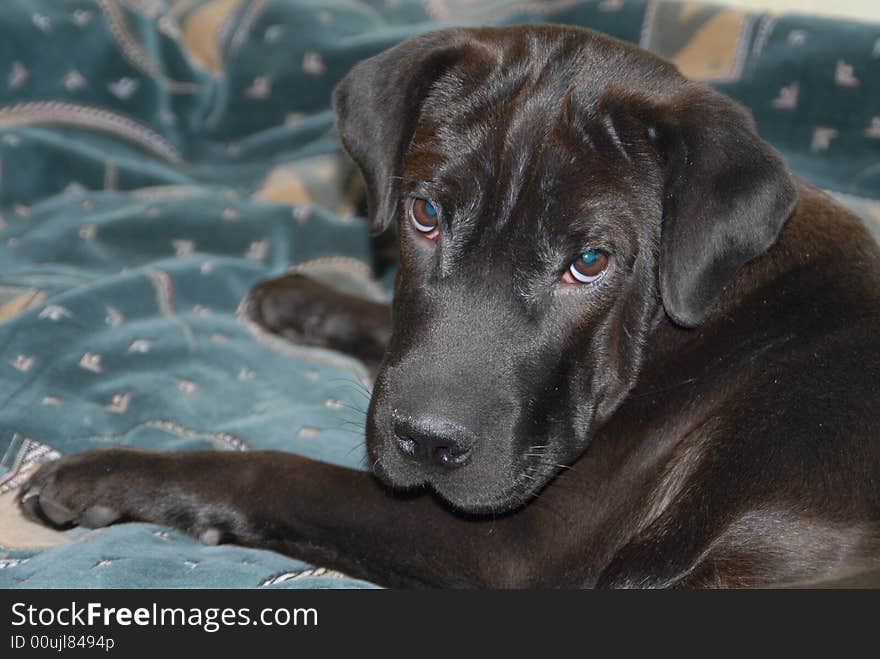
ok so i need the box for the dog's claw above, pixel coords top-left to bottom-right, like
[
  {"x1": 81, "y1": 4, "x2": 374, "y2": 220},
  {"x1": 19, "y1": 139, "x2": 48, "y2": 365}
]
[
  {"x1": 35, "y1": 496, "x2": 79, "y2": 527},
  {"x1": 18, "y1": 483, "x2": 49, "y2": 523},
  {"x1": 198, "y1": 528, "x2": 222, "y2": 546},
  {"x1": 19, "y1": 485, "x2": 41, "y2": 502},
  {"x1": 80, "y1": 505, "x2": 122, "y2": 529},
  {"x1": 19, "y1": 471, "x2": 78, "y2": 529}
]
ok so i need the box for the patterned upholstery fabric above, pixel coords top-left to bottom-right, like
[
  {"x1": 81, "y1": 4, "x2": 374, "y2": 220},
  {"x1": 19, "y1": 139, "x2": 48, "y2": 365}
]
[{"x1": 0, "y1": 0, "x2": 878, "y2": 588}]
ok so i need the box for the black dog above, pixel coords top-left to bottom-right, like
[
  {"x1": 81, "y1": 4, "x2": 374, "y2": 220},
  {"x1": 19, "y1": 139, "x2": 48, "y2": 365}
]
[{"x1": 20, "y1": 25, "x2": 880, "y2": 588}]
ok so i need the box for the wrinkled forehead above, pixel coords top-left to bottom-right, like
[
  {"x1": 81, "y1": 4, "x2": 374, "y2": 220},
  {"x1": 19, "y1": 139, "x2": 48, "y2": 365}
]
[
  {"x1": 394, "y1": 29, "x2": 682, "y2": 263},
  {"x1": 400, "y1": 62, "x2": 646, "y2": 240},
  {"x1": 403, "y1": 44, "x2": 579, "y2": 174},
  {"x1": 400, "y1": 32, "x2": 673, "y2": 183},
  {"x1": 401, "y1": 29, "x2": 677, "y2": 157}
]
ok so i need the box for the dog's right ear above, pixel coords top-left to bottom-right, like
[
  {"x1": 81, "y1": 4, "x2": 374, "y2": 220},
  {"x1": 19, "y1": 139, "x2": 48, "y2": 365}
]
[{"x1": 332, "y1": 30, "x2": 473, "y2": 234}]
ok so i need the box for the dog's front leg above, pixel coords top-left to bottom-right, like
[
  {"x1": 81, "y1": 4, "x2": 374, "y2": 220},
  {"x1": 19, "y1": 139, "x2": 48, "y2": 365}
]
[{"x1": 19, "y1": 448, "x2": 542, "y2": 588}]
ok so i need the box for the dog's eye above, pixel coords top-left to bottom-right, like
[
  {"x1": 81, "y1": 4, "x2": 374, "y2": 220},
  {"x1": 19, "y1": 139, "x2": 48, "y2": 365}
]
[
  {"x1": 409, "y1": 198, "x2": 440, "y2": 239},
  {"x1": 563, "y1": 249, "x2": 609, "y2": 284}
]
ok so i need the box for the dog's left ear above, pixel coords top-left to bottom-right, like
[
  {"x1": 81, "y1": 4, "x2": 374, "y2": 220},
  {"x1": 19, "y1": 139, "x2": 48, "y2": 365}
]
[
  {"x1": 332, "y1": 29, "x2": 474, "y2": 234},
  {"x1": 651, "y1": 85, "x2": 798, "y2": 327}
]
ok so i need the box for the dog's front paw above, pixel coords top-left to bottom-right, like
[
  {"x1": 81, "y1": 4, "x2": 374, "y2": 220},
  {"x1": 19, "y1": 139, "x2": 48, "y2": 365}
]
[
  {"x1": 249, "y1": 273, "x2": 358, "y2": 344},
  {"x1": 245, "y1": 272, "x2": 390, "y2": 371},
  {"x1": 18, "y1": 449, "x2": 144, "y2": 530}
]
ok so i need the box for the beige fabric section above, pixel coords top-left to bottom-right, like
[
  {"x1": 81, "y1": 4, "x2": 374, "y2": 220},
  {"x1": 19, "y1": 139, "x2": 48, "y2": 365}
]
[
  {"x1": 181, "y1": 0, "x2": 243, "y2": 75},
  {"x1": 672, "y1": 8, "x2": 748, "y2": 80},
  {"x1": 252, "y1": 166, "x2": 313, "y2": 204},
  {"x1": 670, "y1": 0, "x2": 880, "y2": 22},
  {"x1": 677, "y1": 2, "x2": 704, "y2": 21},
  {"x1": 0, "y1": 289, "x2": 44, "y2": 322},
  {"x1": 0, "y1": 489, "x2": 71, "y2": 550}
]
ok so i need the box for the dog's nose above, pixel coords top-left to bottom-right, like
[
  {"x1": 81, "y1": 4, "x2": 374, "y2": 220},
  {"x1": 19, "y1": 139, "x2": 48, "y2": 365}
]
[{"x1": 393, "y1": 416, "x2": 474, "y2": 469}]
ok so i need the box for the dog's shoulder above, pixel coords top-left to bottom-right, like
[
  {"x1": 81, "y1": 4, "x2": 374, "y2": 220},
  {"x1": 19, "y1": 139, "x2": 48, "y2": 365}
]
[{"x1": 624, "y1": 186, "x2": 880, "y2": 492}]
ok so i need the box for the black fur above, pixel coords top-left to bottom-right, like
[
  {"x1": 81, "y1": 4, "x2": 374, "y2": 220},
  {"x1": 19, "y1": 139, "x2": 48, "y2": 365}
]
[{"x1": 20, "y1": 25, "x2": 880, "y2": 588}]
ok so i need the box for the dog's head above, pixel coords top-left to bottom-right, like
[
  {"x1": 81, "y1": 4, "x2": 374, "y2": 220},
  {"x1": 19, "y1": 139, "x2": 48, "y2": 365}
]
[{"x1": 333, "y1": 25, "x2": 796, "y2": 513}]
